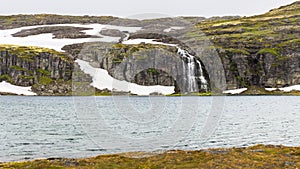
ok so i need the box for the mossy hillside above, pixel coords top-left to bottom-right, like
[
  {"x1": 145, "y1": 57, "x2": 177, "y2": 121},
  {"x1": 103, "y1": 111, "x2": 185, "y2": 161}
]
[
  {"x1": 193, "y1": 1, "x2": 299, "y2": 54},
  {"x1": 186, "y1": 2, "x2": 300, "y2": 88},
  {"x1": 254, "y1": 1, "x2": 300, "y2": 18},
  {"x1": 1, "y1": 145, "x2": 299, "y2": 168}
]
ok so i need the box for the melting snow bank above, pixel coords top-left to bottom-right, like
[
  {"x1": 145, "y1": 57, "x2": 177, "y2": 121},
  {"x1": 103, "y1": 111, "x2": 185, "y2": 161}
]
[
  {"x1": 266, "y1": 85, "x2": 300, "y2": 92},
  {"x1": 223, "y1": 88, "x2": 248, "y2": 95},
  {"x1": 163, "y1": 26, "x2": 184, "y2": 32},
  {"x1": 75, "y1": 60, "x2": 175, "y2": 95},
  {"x1": 224, "y1": 85, "x2": 300, "y2": 95},
  {"x1": 122, "y1": 38, "x2": 177, "y2": 46},
  {"x1": 0, "y1": 81, "x2": 36, "y2": 96}
]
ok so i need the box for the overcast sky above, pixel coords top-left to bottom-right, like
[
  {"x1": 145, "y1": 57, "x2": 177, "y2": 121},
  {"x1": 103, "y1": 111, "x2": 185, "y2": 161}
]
[{"x1": 0, "y1": 0, "x2": 297, "y2": 19}]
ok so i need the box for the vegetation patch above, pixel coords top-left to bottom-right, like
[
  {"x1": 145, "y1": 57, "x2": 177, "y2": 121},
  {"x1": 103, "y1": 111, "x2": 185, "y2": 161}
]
[
  {"x1": 257, "y1": 48, "x2": 280, "y2": 56},
  {"x1": 38, "y1": 76, "x2": 54, "y2": 85},
  {"x1": 0, "y1": 44, "x2": 72, "y2": 63},
  {"x1": 147, "y1": 68, "x2": 160, "y2": 75},
  {"x1": 1, "y1": 145, "x2": 299, "y2": 168},
  {"x1": 192, "y1": 1, "x2": 299, "y2": 56},
  {"x1": 37, "y1": 69, "x2": 51, "y2": 76},
  {"x1": 18, "y1": 75, "x2": 34, "y2": 80},
  {"x1": 108, "y1": 43, "x2": 176, "y2": 64},
  {"x1": 225, "y1": 48, "x2": 250, "y2": 56},
  {"x1": 0, "y1": 74, "x2": 13, "y2": 84},
  {"x1": 9, "y1": 65, "x2": 27, "y2": 71}
]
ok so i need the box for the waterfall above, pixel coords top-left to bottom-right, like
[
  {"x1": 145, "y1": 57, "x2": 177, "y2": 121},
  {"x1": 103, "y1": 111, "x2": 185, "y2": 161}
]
[
  {"x1": 121, "y1": 38, "x2": 208, "y2": 93},
  {"x1": 177, "y1": 48, "x2": 208, "y2": 93}
]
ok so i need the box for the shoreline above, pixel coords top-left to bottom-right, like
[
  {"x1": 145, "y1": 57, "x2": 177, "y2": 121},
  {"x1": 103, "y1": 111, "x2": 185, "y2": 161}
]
[
  {"x1": 1, "y1": 144, "x2": 299, "y2": 168},
  {"x1": 2, "y1": 85, "x2": 300, "y2": 96},
  {"x1": 1, "y1": 93, "x2": 300, "y2": 97}
]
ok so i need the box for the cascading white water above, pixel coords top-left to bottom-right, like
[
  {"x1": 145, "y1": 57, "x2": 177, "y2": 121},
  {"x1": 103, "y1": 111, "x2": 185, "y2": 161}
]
[
  {"x1": 121, "y1": 38, "x2": 208, "y2": 93},
  {"x1": 178, "y1": 48, "x2": 208, "y2": 93}
]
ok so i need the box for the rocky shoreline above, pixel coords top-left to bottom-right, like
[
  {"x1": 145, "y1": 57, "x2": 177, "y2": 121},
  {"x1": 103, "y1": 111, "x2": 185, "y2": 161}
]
[{"x1": 1, "y1": 145, "x2": 299, "y2": 168}]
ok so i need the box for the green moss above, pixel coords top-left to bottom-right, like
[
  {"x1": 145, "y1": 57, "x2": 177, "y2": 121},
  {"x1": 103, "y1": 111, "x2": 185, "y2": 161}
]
[
  {"x1": 236, "y1": 76, "x2": 248, "y2": 87},
  {"x1": 37, "y1": 69, "x2": 51, "y2": 76},
  {"x1": 9, "y1": 65, "x2": 26, "y2": 71},
  {"x1": 112, "y1": 58, "x2": 123, "y2": 63},
  {"x1": 108, "y1": 43, "x2": 176, "y2": 64},
  {"x1": 18, "y1": 75, "x2": 34, "y2": 80},
  {"x1": 0, "y1": 45, "x2": 73, "y2": 63},
  {"x1": 38, "y1": 76, "x2": 54, "y2": 85},
  {"x1": 0, "y1": 74, "x2": 13, "y2": 84},
  {"x1": 257, "y1": 48, "x2": 280, "y2": 56},
  {"x1": 225, "y1": 48, "x2": 250, "y2": 56},
  {"x1": 191, "y1": 2, "x2": 299, "y2": 56},
  {"x1": 147, "y1": 68, "x2": 160, "y2": 75},
  {"x1": 278, "y1": 39, "x2": 300, "y2": 47}
]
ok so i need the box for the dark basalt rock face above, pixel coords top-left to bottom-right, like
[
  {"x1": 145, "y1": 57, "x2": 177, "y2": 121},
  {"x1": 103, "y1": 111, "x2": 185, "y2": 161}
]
[
  {"x1": 64, "y1": 42, "x2": 210, "y2": 93},
  {"x1": 218, "y1": 51, "x2": 300, "y2": 89},
  {"x1": 0, "y1": 45, "x2": 73, "y2": 95}
]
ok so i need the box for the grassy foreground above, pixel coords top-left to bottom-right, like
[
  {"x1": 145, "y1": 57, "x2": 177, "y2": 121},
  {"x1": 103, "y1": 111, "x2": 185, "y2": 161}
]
[{"x1": 1, "y1": 145, "x2": 299, "y2": 168}]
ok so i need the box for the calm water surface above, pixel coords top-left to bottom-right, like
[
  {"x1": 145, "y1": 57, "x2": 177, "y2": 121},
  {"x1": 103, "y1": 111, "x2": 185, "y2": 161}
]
[{"x1": 0, "y1": 96, "x2": 299, "y2": 162}]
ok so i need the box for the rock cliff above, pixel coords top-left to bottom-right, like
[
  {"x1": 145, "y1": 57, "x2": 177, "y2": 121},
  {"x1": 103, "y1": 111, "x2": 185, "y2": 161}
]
[
  {"x1": 0, "y1": 45, "x2": 73, "y2": 95},
  {"x1": 185, "y1": 1, "x2": 300, "y2": 89}
]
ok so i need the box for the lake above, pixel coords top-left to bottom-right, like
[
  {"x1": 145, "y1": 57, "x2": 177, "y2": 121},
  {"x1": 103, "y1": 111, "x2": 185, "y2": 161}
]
[{"x1": 0, "y1": 96, "x2": 299, "y2": 162}]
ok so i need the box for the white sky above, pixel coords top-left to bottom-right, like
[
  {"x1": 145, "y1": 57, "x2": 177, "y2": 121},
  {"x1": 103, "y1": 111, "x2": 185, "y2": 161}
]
[{"x1": 0, "y1": 0, "x2": 297, "y2": 18}]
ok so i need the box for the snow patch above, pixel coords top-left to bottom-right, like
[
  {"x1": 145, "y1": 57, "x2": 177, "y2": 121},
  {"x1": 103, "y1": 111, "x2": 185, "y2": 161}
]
[
  {"x1": 0, "y1": 24, "x2": 142, "y2": 51},
  {"x1": 75, "y1": 59, "x2": 175, "y2": 95},
  {"x1": 224, "y1": 85, "x2": 300, "y2": 94},
  {"x1": 266, "y1": 85, "x2": 300, "y2": 92},
  {"x1": 265, "y1": 88, "x2": 277, "y2": 91},
  {"x1": 223, "y1": 88, "x2": 247, "y2": 94},
  {"x1": 163, "y1": 27, "x2": 184, "y2": 32},
  {"x1": 122, "y1": 38, "x2": 177, "y2": 46},
  {"x1": 0, "y1": 81, "x2": 36, "y2": 96}
]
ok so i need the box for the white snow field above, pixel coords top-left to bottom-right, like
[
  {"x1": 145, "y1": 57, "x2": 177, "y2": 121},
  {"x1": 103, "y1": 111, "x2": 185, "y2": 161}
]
[
  {"x1": 224, "y1": 85, "x2": 300, "y2": 95},
  {"x1": 75, "y1": 59, "x2": 175, "y2": 95},
  {"x1": 223, "y1": 88, "x2": 248, "y2": 94},
  {"x1": 0, "y1": 81, "x2": 36, "y2": 96},
  {"x1": 0, "y1": 24, "x2": 142, "y2": 51}
]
